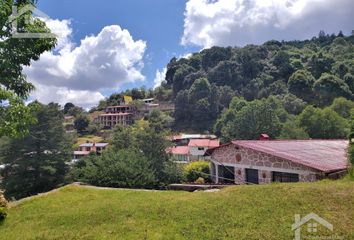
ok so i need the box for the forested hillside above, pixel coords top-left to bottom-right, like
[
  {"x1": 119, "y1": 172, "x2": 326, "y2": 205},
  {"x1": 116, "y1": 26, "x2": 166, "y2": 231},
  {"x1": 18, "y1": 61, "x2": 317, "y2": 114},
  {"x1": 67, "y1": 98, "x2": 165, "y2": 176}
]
[{"x1": 159, "y1": 32, "x2": 354, "y2": 134}]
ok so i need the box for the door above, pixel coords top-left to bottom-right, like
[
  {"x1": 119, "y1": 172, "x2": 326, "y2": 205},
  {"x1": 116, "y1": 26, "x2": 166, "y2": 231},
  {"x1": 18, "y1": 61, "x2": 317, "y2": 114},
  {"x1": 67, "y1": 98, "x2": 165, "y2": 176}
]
[{"x1": 246, "y1": 169, "x2": 259, "y2": 184}]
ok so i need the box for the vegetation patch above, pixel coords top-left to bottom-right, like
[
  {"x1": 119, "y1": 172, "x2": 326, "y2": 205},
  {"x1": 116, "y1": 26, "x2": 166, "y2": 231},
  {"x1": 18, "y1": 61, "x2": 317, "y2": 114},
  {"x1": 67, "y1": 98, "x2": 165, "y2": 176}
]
[{"x1": 0, "y1": 180, "x2": 353, "y2": 240}]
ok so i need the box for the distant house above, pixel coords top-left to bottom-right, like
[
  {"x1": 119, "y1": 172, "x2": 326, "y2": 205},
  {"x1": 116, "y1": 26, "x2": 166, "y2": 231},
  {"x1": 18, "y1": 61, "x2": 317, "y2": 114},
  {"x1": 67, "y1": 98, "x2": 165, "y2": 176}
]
[
  {"x1": 167, "y1": 135, "x2": 220, "y2": 162},
  {"x1": 206, "y1": 139, "x2": 349, "y2": 184},
  {"x1": 73, "y1": 142, "x2": 109, "y2": 160},
  {"x1": 167, "y1": 146, "x2": 190, "y2": 162},
  {"x1": 188, "y1": 139, "x2": 220, "y2": 161},
  {"x1": 172, "y1": 134, "x2": 217, "y2": 146},
  {"x1": 95, "y1": 105, "x2": 134, "y2": 128}
]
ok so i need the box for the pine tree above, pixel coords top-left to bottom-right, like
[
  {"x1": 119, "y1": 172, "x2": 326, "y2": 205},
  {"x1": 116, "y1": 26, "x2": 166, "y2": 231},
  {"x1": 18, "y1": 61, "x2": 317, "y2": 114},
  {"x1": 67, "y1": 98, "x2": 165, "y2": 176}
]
[{"x1": 1, "y1": 102, "x2": 71, "y2": 199}]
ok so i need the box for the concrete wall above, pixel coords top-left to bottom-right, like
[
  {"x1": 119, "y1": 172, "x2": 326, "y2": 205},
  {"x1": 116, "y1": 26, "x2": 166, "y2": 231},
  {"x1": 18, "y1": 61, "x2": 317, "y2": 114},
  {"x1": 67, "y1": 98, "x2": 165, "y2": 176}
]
[{"x1": 211, "y1": 144, "x2": 319, "y2": 184}]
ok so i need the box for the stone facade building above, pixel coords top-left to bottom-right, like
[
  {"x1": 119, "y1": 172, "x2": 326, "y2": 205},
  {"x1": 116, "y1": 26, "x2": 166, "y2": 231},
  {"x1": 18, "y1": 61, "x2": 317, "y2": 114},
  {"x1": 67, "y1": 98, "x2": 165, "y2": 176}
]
[{"x1": 207, "y1": 140, "x2": 349, "y2": 184}]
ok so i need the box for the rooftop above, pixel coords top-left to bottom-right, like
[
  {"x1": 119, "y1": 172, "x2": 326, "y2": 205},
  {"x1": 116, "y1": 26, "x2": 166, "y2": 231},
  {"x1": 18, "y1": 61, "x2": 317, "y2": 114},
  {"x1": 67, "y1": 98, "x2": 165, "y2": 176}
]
[
  {"x1": 173, "y1": 134, "x2": 217, "y2": 141},
  {"x1": 167, "y1": 146, "x2": 190, "y2": 155},
  {"x1": 188, "y1": 139, "x2": 220, "y2": 148},
  {"x1": 212, "y1": 140, "x2": 349, "y2": 173},
  {"x1": 79, "y1": 142, "x2": 109, "y2": 148}
]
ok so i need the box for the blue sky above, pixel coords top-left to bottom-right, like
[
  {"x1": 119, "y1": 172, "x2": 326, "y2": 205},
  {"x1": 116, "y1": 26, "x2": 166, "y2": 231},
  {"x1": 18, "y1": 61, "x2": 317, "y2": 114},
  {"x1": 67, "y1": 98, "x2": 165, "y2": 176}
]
[
  {"x1": 37, "y1": 0, "x2": 198, "y2": 90},
  {"x1": 25, "y1": 0, "x2": 353, "y2": 107}
]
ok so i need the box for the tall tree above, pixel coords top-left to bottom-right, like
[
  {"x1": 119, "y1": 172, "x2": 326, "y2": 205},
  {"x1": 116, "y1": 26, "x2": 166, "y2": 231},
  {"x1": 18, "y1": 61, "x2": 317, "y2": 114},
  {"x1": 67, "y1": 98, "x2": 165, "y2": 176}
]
[
  {"x1": 0, "y1": 0, "x2": 56, "y2": 137},
  {"x1": 74, "y1": 114, "x2": 90, "y2": 134},
  {"x1": 298, "y1": 105, "x2": 349, "y2": 139},
  {"x1": 313, "y1": 73, "x2": 353, "y2": 106},
  {"x1": 1, "y1": 102, "x2": 71, "y2": 199},
  {"x1": 217, "y1": 98, "x2": 283, "y2": 141},
  {"x1": 288, "y1": 70, "x2": 315, "y2": 102}
]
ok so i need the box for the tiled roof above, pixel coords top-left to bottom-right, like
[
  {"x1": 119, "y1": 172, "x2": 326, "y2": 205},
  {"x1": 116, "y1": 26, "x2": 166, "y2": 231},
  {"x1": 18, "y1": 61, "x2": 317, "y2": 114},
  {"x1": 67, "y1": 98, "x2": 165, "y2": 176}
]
[
  {"x1": 188, "y1": 139, "x2": 220, "y2": 148},
  {"x1": 167, "y1": 146, "x2": 190, "y2": 155},
  {"x1": 229, "y1": 140, "x2": 349, "y2": 172}
]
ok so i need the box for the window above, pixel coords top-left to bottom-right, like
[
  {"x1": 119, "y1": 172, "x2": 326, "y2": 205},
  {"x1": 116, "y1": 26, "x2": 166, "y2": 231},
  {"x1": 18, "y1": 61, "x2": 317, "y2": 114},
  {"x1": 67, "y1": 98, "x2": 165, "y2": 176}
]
[
  {"x1": 272, "y1": 171, "x2": 299, "y2": 182},
  {"x1": 197, "y1": 147, "x2": 204, "y2": 151}
]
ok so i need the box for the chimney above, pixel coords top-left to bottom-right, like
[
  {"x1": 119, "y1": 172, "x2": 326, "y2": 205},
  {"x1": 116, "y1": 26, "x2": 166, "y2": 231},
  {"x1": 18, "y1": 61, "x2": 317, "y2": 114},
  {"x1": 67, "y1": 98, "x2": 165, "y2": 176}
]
[{"x1": 259, "y1": 134, "x2": 270, "y2": 140}]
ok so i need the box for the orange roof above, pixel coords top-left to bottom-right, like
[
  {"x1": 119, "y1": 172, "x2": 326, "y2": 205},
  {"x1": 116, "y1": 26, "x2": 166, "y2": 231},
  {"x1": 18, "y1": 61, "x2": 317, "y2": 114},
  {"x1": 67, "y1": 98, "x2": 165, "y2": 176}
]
[{"x1": 188, "y1": 139, "x2": 220, "y2": 148}]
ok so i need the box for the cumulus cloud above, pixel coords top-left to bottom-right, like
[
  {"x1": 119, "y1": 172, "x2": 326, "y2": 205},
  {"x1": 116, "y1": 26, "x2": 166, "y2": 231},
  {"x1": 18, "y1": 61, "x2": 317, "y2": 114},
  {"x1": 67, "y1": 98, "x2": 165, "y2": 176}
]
[
  {"x1": 182, "y1": 0, "x2": 354, "y2": 48},
  {"x1": 153, "y1": 67, "x2": 167, "y2": 89},
  {"x1": 25, "y1": 19, "x2": 147, "y2": 107}
]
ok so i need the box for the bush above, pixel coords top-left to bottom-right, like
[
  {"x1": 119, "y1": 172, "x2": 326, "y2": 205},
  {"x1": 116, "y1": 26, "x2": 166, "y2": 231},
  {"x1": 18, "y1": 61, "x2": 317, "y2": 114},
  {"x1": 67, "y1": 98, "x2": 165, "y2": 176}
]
[
  {"x1": 184, "y1": 161, "x2": 211, "y2": 183},
  {"x1": 0, "y1": 208, "x2": 6, "y2": 222},
  {"x1": 195, "y1": 177, "x2": 205, "y2": 184}
]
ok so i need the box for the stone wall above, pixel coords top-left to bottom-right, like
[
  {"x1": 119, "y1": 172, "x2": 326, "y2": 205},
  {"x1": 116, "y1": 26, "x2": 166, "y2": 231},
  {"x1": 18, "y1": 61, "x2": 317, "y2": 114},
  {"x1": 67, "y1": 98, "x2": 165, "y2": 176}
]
[{"x1": 212, "y1": 144, "x2": 319, "y2": 184}]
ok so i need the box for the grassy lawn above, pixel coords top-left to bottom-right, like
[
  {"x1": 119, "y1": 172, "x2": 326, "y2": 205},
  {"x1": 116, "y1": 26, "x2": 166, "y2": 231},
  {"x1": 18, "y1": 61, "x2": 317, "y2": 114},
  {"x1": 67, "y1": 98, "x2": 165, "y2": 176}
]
[
  {"x1": 75, "y1": 135, "x2": 104, "y2": 148},
  {"x1": 0, "y1": 180, "x2": 353, "y2": 240}
]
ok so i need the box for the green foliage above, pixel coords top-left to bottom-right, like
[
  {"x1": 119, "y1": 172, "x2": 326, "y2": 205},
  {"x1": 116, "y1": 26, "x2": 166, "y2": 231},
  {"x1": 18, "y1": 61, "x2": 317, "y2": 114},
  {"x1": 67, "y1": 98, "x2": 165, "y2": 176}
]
[
  {"x1": 163, "y1": 33, "x2": 354, "y2": 132},
  {"x1": 0, "y1": 90, "x2": 37, "y2": 138},
  {"x1": 146, "y1": 109, "x2": 173, "y2": 133},
  {"x1": 217, "y1": 97, "x2": 283, "y2": 141},
  {"x1": 0, "y1": 207, "x2": 6, "y2": 222},
  {"x1": 184, "y1": 161, "x2": 211, "y2": 183},
  {"x1": 313, "y1": 73, "x2": 353, "y2": 106},
  {"x1": 74, "y1": 121, "x2": 181, "y2": 187},
  {"x1": 298, "y1": 105, "x2": 349, "y2": 139},
  {"x1": 68, "y1": 149, "x2": 156, "y2": 188},
  {"x1": 288, "y1": 70, "x2": 315, "y2": 102},
  {"x1": 74, "y1": 114, "x2": 90, "y2": 134},
  {"x1": 0, "y1": 0, "x2": 56, "y2": 137},
  {"x1": 63, "y1": 102, "x2": 75, "y2": 114},
  {"x1": 278, "y1": 120, "x2": 309, "y2": 140},
  {"x1": 0, "y1": 103, "x2": 72, "y2": 199},
  {"x1": 329, "y1": 97, "x2": 354, "y2": 119}
]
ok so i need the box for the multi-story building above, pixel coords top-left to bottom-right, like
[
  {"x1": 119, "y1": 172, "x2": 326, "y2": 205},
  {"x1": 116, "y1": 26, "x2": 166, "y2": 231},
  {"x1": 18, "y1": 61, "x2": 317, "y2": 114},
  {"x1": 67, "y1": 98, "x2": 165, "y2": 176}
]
[{"x1": 95, "y1": 105, "x2": 134, "y2": 128}]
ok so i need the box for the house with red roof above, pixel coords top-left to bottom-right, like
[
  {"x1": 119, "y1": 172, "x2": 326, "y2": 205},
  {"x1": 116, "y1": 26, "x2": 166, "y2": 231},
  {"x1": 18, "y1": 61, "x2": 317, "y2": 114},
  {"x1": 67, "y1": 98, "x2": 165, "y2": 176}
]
[
  {"x1": 206, "y1": 139, "x2": 349, "y2": 184},
  {"x1": 188, "y1": 139, "x2": 220, "y2": 161},
  {"x1": 166, "y1": 137, "x2": 220, "y2": 162}
]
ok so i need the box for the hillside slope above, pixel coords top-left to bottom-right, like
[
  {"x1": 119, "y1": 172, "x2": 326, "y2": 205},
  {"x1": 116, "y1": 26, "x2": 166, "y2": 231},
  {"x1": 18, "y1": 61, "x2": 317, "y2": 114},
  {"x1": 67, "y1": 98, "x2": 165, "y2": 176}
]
[{"x1": 1, "y1": 181, "x2": 353, "y2": 240}]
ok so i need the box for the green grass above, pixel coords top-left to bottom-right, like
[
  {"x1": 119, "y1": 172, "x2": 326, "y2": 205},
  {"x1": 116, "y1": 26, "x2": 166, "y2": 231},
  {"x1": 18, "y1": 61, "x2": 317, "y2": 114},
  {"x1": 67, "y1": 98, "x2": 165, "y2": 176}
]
[
  {"x1": 75, "y1": 135, "x2": 104, "y2": 148},
  {"x1": 1, "y1": 180, "x2": 353, "y2": 240}
]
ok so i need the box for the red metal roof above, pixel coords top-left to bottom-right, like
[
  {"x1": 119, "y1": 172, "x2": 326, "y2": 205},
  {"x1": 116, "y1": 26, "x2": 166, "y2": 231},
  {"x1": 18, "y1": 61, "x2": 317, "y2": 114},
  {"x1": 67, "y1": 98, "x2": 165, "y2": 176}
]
[
  {"x1": 188, "y1": 139, "x2": 220, "y2": 148},
  {"x1": 230, "y1": 140, "x2": 349, "y2": 172},
  {"x1": 167, "y1": 146, "x2": 190, "y2": 155}
]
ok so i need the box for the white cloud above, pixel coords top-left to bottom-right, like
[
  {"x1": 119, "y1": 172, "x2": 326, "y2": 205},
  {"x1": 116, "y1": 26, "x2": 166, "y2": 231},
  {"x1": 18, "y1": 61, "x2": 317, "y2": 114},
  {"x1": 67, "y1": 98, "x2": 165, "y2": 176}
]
[
  {"x1": 153, "y1": 67, "x2": 167, "y2": 89},
  {"x1": 25, "y1": 19, "x2": 147, "y2": 107},
  {"x1": 30, "y1": 84, "x2": 105, "y2": 109},
  {"x1": 182, "y1": 0, "x2": 354, "y2": 48}
]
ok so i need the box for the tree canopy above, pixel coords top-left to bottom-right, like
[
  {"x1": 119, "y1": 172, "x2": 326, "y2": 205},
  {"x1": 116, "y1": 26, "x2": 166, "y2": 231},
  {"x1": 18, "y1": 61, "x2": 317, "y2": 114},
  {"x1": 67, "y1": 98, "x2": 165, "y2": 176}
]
[{"x1": 0, "y1": 0, "x2": 56, "y2": 137}]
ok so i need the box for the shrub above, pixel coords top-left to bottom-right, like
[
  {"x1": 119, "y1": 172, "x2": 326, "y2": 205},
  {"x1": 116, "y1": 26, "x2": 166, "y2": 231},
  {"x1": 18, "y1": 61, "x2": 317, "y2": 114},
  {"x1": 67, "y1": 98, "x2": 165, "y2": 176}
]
[
  {"x1": 0, "y1": 208, "x2": 7, "y2": 222},
  {"x1": 195, "y1": 177, "x2": 205, "y2": 184},
  {"x1": 184, "y1": 161, "x2": 211, "y2": 183}
]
